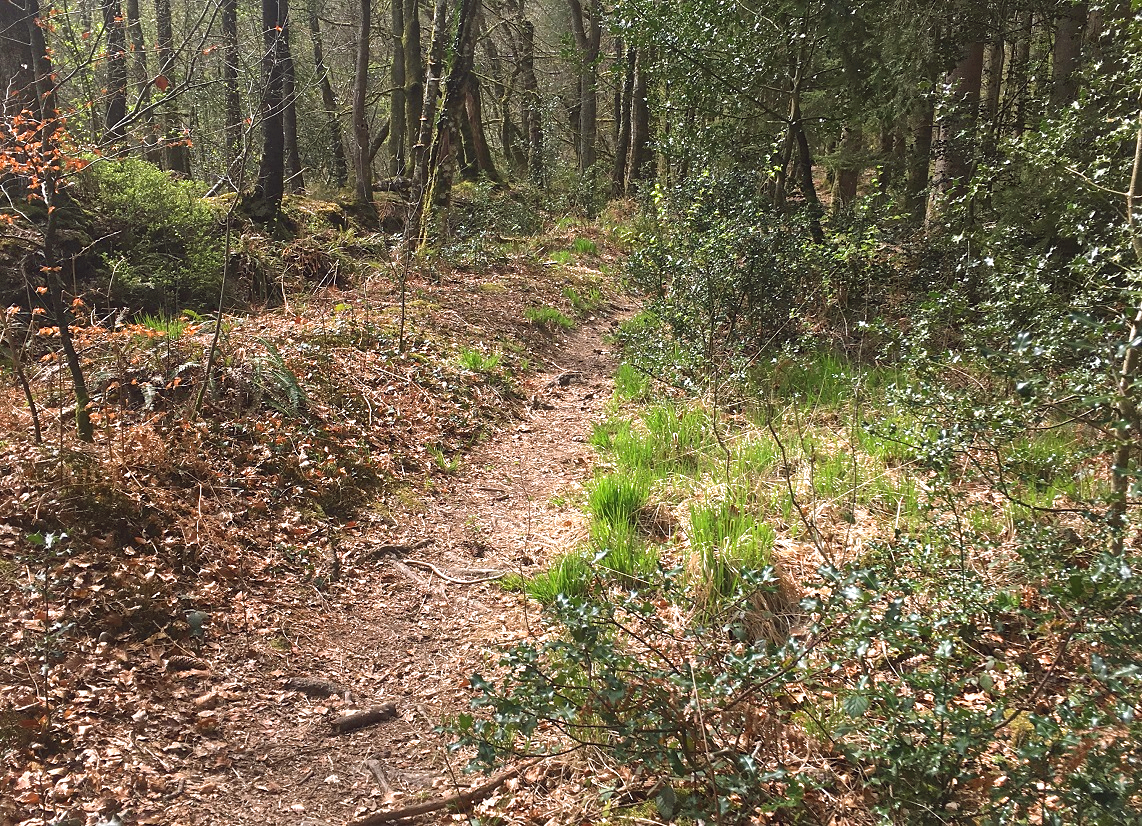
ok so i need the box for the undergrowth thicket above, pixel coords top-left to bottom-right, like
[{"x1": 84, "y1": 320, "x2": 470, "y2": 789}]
[{"x1": 452, "y1": 157, "x2": 1142, "y2": 822}]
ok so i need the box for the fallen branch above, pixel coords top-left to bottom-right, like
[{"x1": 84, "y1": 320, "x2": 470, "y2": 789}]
[
  {"x1": 350, "y1": 758, "x2": 542, "y2": 825},
  {"x1": 286, "y1": 676, "x2": 351, "y2": 698},
  {"x1": 369, "y1": 538, "x2": 435, "y2": 559},
  {"x1": 331, "y1": 703, "x2": 398, "y2": 734},
  {"x1": 365, "y1": 757, "x2": 395, "y2": 797},
  {"x1": 403, "y1": 559, "x2": 507, "y2": 585}
]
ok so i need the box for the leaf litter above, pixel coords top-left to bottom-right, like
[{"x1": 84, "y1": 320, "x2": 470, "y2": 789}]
[{"x1": 0, "y1": 226, "x2": 632, "y2": 826}]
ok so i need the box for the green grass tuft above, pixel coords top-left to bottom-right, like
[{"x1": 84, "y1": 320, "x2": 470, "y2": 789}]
[{"x1": 524, "y1": 306, "x2": 574, "y2": 329}]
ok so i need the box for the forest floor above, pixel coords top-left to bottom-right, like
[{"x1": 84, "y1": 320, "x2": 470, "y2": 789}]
[{"x1": 0, "y1": 214, "x2": 637, "y2": 826}]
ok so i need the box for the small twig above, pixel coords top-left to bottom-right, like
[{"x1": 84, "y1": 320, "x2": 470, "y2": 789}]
[
  {"x1": 350, "y1": 758, "x2": 542, "y2": 825},
  {"x1": 690, "y1": 661, "x2": 723, "y2": 826},
  {"x1": 765, "y1": 405, "x2": 830, "y2": 563}
]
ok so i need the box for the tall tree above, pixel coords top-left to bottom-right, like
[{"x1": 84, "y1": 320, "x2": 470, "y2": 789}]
[
  {"x1": 1051, "y1": 0, "x2": 1088, "y2": 110},
  {"x1": 125, "y1": 0, "x2": 158, "y2": 161},
  {"x1": 411, "y1": 0, "x2": 449, "y2": 190},
  {"x1": 463, "y1": 72, "x2": 500, "y2": 181},
  {"x1": 308, "y1": 0, "x2": 348, "y2": 186},
  {"x1": 413, "y1": 0, "x2": 481, "y2": 237},
  {"x1": 517, "y1": 11, "x2": 543, "y2": 184},
  {"x1": 389, "y1": 0, "x2": 407, "y2": 175},
  {"x1": 352, "y1": 0, "x2": 372, "y2": 203},
  {"x1": 566, "y1": 0, "x2": 601, "y2": 173},
  {"x1": 927, "y1": 39, "x2": 984, "y2": 224},
  {"x1": 612, "y1": 43, "x2": 633, "y2": 196},
  {"x1": 102, "y1": 0, "x2": 130, "y2": 144},
  {"x1": 405, "y1": 0, "x2": 423, "y2": 155},
  {"x1": 245, "y1": 0, "x2": 289, "y2": 220},
  {"x1": 626, "y1": 47, "x2": 651, "y2": 187},
  {"x1": 283, "y1": 28, "x2": 304, "y2": 193},
  {"x1": 221, "y1": 0, "x2": 242, "y2": 175},
  {"x1": 154, "y1": 0, "x2": 192, "y2": 173}
]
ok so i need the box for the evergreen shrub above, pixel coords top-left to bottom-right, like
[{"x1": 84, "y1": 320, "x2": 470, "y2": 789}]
[{"x1": 78, "y1": 158, "x2": 225, "y2": 312}]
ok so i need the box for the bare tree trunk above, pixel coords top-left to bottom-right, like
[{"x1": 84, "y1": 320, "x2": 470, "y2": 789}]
[
  {"x1": 102, "y1": 0, "x2": 129, "y2": 144},
  {"x1": 1109, "y1": 118, "x2": 1142, "y2": 550},
  {"x1": 125, "y1": 0, "x2": 159, "y2": 161},
  {"x1": 155, "y1": 0, "x2": 192, "y2": 174},
  {"x1": 423, "y1": 0, "x2": 481, "y2": 203},
  {"x1": 927, "y1": 40, "x2": 984, "y2": 225},
  {"x1": 221, "y1": 0, "x2": 242, "y2": 172},
  {"x1": 482, "y1": 31, "x2": 519, "y2": 170},
  {"x1": 405, "y1": 0, "x2": 423, "y2": 154},
  {"x1": 389, "y1": 0, "x2": 406, "y2": 175},
  {"x1": 627, "y1": 47, "x2": 651, "y2": 188},
  {"x1": 0, "y1": 0, "x2": 49, "y2": 119},
  {"x1": 566, "y1": 0, "x2": 600, "y2": 172},
  {"x1": 1051, "y1": 1, "x2": 1088, "y2": 111},
  {"x1": 518, "y1": 15, "x2": 543, "y2": 185},
  {"x1": 1006, "y1": 9, "x2": 1033, "y2": 137},
  {"x1": 981, "y1": 35, "x2": 1004, "y2": 158},
  {"x1": 611, "y1": 44, "x2": 634, "y2": 197},
  {"x1": 832, "y1": 122, "x2": 861, "y2": 210},
  {"x1": 412, "y1": 0, "x2": 448, "y2": 191},
  {"x1": 308, "y1": 0, "x2": 348, "y2": 186},
  {"x1": 245, "y1": 0, "x2": 288, "y2": 221},
  {"x1": 283, "y1": 28, "x2": 305, "y2": 193},
  {"x1": 463, "y1": 73, "x2": 500, "y2": 181},
  {"x1": 353, "y1": 0, "x2": 372, "y2": 204},
  {"x1": 907, "y1": 94, "x2": 934, "y2": 224},
  {"x1": 791, "y1": 98, "x2": 825, "y2": 243}
]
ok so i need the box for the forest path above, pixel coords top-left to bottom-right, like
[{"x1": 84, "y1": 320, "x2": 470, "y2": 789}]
[{"x1": 168, "y1": 294, "x2": 636, "y2": 826}]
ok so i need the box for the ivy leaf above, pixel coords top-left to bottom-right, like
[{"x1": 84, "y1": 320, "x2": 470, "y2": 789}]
[{"x1": 843, "y1": 693, "x2": 869, "y2": 718}]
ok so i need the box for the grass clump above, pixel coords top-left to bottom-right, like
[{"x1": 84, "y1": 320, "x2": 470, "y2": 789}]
[
  {"x1": 587, "y1": 471, "x2": 651, "y2": 529},
  {"x1": 688, "y1": 494, "x2": 776, "y2": 609},
  {"x1": 589, "y1": 522, "x2": 659, "y2": 588},
  {"x1": 524, "y1": 306, "x2": 574, "y2": 329},
  {"x1": 613, "y1": 363, "x2": 650, "y2": 402},
  {"x1": 458, "y1": 347, "x2": 501, "y2": 373},
  {"x1": 520, "y1": 551, "x2": 592, "y2": 604}
]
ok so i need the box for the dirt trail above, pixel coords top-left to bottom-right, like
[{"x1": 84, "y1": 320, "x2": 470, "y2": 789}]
[{"x1": 166, "y1": 299, "x2": 634, "y2": 825}]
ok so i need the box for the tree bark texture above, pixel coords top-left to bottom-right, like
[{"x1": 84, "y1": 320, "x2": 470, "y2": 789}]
[
  {"x1": 832, "y1": 122, "x2": 862, "y2": 210},
  {"x1": 221, "y1": 0, "x2": 242, "y2": 172},
  {"x1": 411, "y1": 0, "x2": 449, "y2": 192},
  {"x1": 0, "y1": 0, "x2": 54, "y2": 120},
  {"x1": 423, "y1": 0, "x2": 481, "y2": 203},
  {"x1": 155, "y1": 0, "x2": 192, "y2": 173},
  {"x1": 1011, "y1": 10, "x2": 1034, "y2": 137},
  {"x1": 627, "y1": 48, "x2": 651, "y2": 189},
  {"x1": 404, "y1": 0, "x2": 423, "y2": 154},
  {"x1": 566, "y1": 0, "x2": 601, "y2": 172},
  {"x1": 518, "y1": 15, "x2": 543, "y2": 185},
  {"x1": 611, "y1": 45, "x2": 634, "y2": 197},
  {"x1": 463, "y1": 73, "x2": 500, "y2": 181},
  {"x1": 125, "y1": 0, "x2": 159, "y2": 161},
  {"x1": 907, "y1": 94, "x2": 933, "y2": 224},
  {"x1": 1051, "y1": 1, "x2": 1088, "y2": 111}
]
